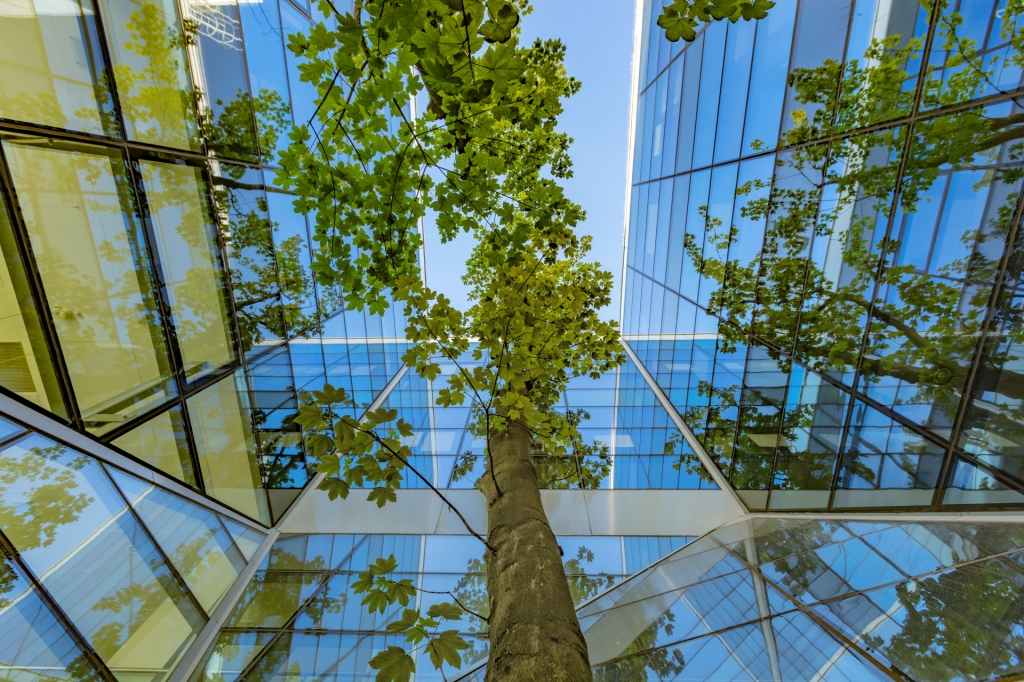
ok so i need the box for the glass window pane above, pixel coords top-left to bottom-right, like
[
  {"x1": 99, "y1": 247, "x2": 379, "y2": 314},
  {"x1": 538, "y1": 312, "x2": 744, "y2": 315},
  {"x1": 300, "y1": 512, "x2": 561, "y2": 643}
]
[
  {"x1": 96, "y1": 0, "x2": 201, "y2": 151},
  {"x1": 238, "y1": 0, "x2": 291, "y2": 159},
  {"x1": 138, "y1": 159, "x2": 236, "y2": 382},
  {"x1": 2, "y1": 136, "x2": 176, "y2": 434},
  {"x1": 214, "y1": 166, "x2": 285, "y2": 356},
  {"x1": 943, "y1": 458, "x2": 1024, "y2": 506},
  {"x1": 0, "y1": 0, "x2": 116, "y2": 136},
  {"x1": 109, "y1": 467, "x2": 249, "y2": 612},
  {"x1": 187, "y1": 370, "x2": 271, "y2": 524},
  {"x1": 0, "y1": 193, "x2": 67, "y2": 418},
  {"x1": 190, "y1": 0, "x2": 260, "y2": 162},
  {"x1": 266, "y1": 191, "x2": 317, "y2": 336},
  {"x1": 110, "y1": 406, "x2": 196, "y2": 485},
  {"x1": 0, "y1": 434, "x2": 206, "y2": 680},
  {"x1": 0, "y1": 545, "x2": 103, "y2": 682}
]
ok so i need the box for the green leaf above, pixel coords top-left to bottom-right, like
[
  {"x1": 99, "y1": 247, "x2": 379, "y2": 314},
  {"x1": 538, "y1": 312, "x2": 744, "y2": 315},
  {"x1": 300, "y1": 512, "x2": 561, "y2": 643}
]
[
  {"x1": 385, "y1": 608, "x2": 420, "y2": 633},
  {"x1": 426, "y1": 602, "x2": 465, "y2": 621},
  {"x1": 367, "y1": 486, "x2": 398, "y2": 507},
  {"x1": 293, "y1": 405, "x2": 324, "y2": 431},
  {"x1": 369, "y1": 555, "x2": 399, "y2": 575},
  {"x1": 369, "y1": 646, "x2": 415, "y2": 682},
  {"x1": 426, "y1": 630, "x2": 470, "y2": 670},
  {"x1": 478, "y1": 0, "x2": 519, "y2": 43}
]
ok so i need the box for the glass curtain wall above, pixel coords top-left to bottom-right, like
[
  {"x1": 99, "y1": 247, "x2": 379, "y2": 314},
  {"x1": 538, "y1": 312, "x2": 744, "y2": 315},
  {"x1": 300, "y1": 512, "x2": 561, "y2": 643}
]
[
  {"x1": 0, "y1": 0, "x2": 401, "y2": 525},
  {"x1": 624, "y1": 0, "x2": 1024, "y2": 511}
]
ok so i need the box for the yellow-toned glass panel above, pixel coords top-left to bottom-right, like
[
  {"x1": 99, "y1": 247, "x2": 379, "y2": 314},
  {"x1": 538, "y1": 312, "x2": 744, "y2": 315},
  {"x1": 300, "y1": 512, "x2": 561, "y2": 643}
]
[
  {"x1": 187, "y1": 370, "x2": 270, "y2": 524},
  {"x1": 2, "y1": 136, "x2": 176, "y2": 434},
  {"x1": 0, "y1": 434, "x2": 205, "y2": 682},
  {"x1": 139, "y1": 161, "x2": 235, "y2": 381},
  {"x1": 0, "y1": 195, "x2": 67, "y2": 418},
  {"x1": 96, "y1": 0, "x2": 201, "y2": 151},
  {"x1": 111, "y1": 406, "x2": 195, "y2": 485},
  {"x1": 0, "y1": 0, "x2": 116, "y2": 135}
]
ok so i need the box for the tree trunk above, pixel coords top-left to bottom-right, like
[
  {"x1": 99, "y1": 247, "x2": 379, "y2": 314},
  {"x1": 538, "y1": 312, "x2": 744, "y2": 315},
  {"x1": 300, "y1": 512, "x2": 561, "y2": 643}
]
[{"x1": 479, "y1": 418, "x2": 593, "y2": 681}]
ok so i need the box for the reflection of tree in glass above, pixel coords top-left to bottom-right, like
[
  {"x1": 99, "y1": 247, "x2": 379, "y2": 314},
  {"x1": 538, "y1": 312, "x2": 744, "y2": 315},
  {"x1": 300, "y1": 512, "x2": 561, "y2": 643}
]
[
  {"x1": 108, "y1": 4, "x2": 200, "y2": 150},
  {"x1": 592, "y1": 614, "x2": 685, "y2": 681},
  {"x1": 665, "y1": 429, "x2": 720, "y2": 484},
  {"x1": 0, "y1": 442, "x2": 92, "y2": 554},
  {"x1": 685, "y1": 0, "x2": 1024, "y2": 481},
  {"x1": 201, "y1": 88, "x2": 291, "y2": 165}
]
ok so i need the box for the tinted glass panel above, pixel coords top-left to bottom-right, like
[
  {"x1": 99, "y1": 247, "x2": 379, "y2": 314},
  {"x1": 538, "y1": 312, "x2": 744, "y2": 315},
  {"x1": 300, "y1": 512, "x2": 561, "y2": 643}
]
[
  {"x1": 110, "y1": 467, "x2": 249, "y2": 612},
  {"x1": 139, "y1": 159, "x2": 236, "y2": 382},
  {"x1": 0, "y1": 195, "x2": 66, "y2": 418},
  {"x1": 111, "y1": 405, "x2": 196, "y2": 485},
  {"x1": 187, "y1": 370, "x2": 271, "y2": 524},
  {"x1": 97, "y1": 0, "x2": 201, "y2": 151},
  {"x1": 3, "y1": 136, "x2": 176, "y2": 434},
  {"x1": 0, "y1": 434, "x2": 205, "y2": 680},
  {"x1": 0, "y1": 545, "x2": 103, "y2": 682},
  {"x1": 0, "y1": 0, "x2": 115, "y2": 136}
]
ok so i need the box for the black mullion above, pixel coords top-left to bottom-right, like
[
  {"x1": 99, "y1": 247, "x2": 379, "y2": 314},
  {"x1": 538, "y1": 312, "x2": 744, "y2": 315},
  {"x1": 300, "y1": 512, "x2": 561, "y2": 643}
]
[
  {"x1": 100, "y1": 461, "x2": 211, "y2": 621},
  {"x1": 0, "y1": 142, "x2": 83, "y2": 430},
  {"x1": 0, "y1": 120, "x2": 268, "y2": 172},
  {"x1": 0, "y1": 529, "x2": 120, "y2": 682},
  {"x1": 124, "y1": 154, "x2": 192, "y2": 411},
  {"x1": 79, "y1": 0, "x2": 128, "y2": 142},
  {"x1": 931, "y1": 173, "x2": 1024, "y2": 506}
]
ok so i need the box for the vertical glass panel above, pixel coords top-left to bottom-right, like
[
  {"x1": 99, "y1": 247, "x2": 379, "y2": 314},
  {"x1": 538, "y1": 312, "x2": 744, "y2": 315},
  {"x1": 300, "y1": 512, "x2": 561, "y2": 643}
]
[
  {"x1": 833, "y1": 400, "x2": 944, "y2": 508},
  {"x1": 266, "y1": 191, "x2": 318, "y2": 336},
  {"x1": 109, "y1": 467, "x2": 249, "y2": 612},
  {"x1": 942, "y1": 458, "x2": 1024, "y2": 505},
  {"x1": 111, "y1": 406, "x2": 196, "y2": 485},
  {"x1": 864, "y1": 103, "x2": 1024, "y2": 442},
  {"x1": 3, "y1": 136, "x2": 176, "y2": 434},
  {"x1": 0, "y1": 434, "x2": 205, "y2": 681},
  {"x1": 741, "y1": 0, "x2": 796, "y2": 154},
  {"x1": 214, "y1": 166, "x2": 285, "y2": 356},
  {"x1": 279, "y1": 1, "x2": 315, "y2": 128},
  {"x1": 0, "y1": 0, "x2": 116, "y2": 136},
  {"x1": 138, "y1": 160, "x2": 236, "y2": 382},
  {"x1": 0, "y1": 545, "x2": 103, "y2": 682},
  {"x1": 713, "y1": 19, "x2": 755, "y2": 164},
  {"x1": 959, "y1": 170, "x2": 1024, "y2": 485},
  {"x1": 97, "y1": 0, "x2": 201, "y2": 151},
  {"x1": 188, "y1": 631, "x2": 276, "y2": 682},
  {"x1": 0, "y1": 193, "x2": 67, "y2": 418},
  {"x1": 770, "y1": 365, "x2": 850, "y2": 510},
  {"x1": 187, "y1": 370, "x2": 271, "y2": 524},
  {"x1": 691, "y1": 22, "x2": 726, "y2": 169},
  {"x1": 238, "y1": 0, "x2": 291, "y2": 159},
  {"x1": 190, "y1": 0, "x2": 261, "y2": 162}
]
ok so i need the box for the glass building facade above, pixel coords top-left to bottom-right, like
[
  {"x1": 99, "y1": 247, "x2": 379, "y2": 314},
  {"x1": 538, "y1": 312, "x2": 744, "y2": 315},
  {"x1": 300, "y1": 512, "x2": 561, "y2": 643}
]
[
  {"x1": 1, "y1": 0, "x2": 1024, "y2": 678},
  {"x1": 624, "y1": 0, "x2": 1024, "y2": 511}
]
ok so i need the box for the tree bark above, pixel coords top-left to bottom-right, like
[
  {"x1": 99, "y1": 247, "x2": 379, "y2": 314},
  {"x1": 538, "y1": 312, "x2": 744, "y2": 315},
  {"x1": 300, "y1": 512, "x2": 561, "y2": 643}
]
[{"x1": 480, "y1": 418, "x2": 593, "y2": 681}]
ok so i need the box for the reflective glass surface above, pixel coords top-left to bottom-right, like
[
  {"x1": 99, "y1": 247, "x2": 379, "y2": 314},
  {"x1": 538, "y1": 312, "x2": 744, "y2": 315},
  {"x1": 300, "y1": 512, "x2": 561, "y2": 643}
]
[
  {"x1": 0, "y1": 433, "x2": 206, "y2": 681},
  {"x1": 3, "y1": 136, "x2": 176, "y2": 434},
  {"x1": 575, "y1": 518, "x2": 1024, "y2": 680},
  {"x1": 0, "y1": 0, "x2": 115, "y2": 135},
  {"x1": 109, "y1": 466, "x2": 250, "y2": 613},
  {"x1": 110, "y1": 406, "x2": 196, "y2": 485},
  {"x1": 187, "y1": 369, "x2": 271, "y2": 525},
  {"x1": 0, "y1": 194, "x2": 67, "y2": 418},
  {"x1": 139, "y1": 159, "x2": 236, "y2": 383},
  {"x1": 0, "y1": 545, "x2": 103, "y2": 682},
  {"x1": 96, "y1": 0, "x2": 201, "y2": 151}
]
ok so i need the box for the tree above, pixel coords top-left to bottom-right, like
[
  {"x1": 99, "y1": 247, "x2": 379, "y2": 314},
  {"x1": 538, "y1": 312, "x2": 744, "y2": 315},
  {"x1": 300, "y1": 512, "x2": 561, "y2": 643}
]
[{"x1": 273, "y1": 1, "x2": 770, "y2": 680}]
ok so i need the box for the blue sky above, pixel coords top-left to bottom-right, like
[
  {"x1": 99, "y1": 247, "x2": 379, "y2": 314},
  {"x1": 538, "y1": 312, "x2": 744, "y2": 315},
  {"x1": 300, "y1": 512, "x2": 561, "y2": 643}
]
[{"x1": 421, "y1": 0, "x2": 637, "y2": 321}]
